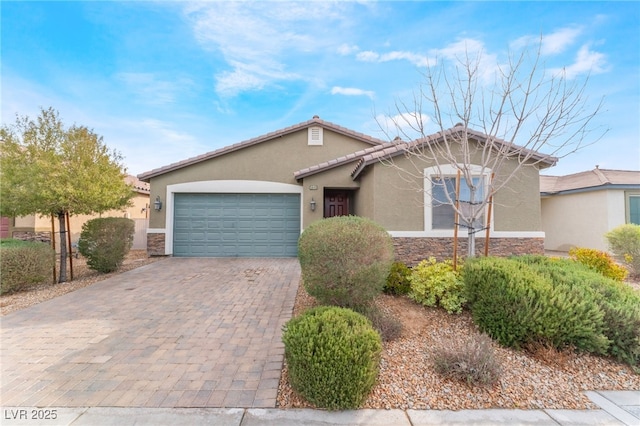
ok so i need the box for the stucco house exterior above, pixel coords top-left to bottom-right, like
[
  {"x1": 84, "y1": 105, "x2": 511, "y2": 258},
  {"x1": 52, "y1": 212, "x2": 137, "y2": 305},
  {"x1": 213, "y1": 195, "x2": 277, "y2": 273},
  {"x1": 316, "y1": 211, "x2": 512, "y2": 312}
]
[
  {"x1": 541, "y1": 167, "x2": 640, "y2": 252},
  {"x1": 138, "y1": 116, "x2": 555, "y2": 264},
  {"x1": 4, "y1": 175, "x2": 150, "y2": 250}
]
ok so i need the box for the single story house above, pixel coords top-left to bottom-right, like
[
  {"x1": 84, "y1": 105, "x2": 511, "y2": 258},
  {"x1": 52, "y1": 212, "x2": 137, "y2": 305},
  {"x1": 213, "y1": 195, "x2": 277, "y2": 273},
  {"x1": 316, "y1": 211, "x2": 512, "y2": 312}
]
[
  {"x1": 138, "y1": 116, "x2": 555, "y2": 264},
  {"x1": 541, "y1": 167, "x2": 640, "y2": 252},
  {"x1": 4, "y1": 175, "x2": 150, "y2": 250}
]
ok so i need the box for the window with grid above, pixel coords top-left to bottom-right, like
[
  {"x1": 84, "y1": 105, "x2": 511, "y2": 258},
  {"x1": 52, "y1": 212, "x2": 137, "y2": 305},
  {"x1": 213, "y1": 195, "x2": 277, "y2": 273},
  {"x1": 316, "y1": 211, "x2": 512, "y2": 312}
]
[{"x1": 431, "y1": 176, "x2": 485, "y2": 230}]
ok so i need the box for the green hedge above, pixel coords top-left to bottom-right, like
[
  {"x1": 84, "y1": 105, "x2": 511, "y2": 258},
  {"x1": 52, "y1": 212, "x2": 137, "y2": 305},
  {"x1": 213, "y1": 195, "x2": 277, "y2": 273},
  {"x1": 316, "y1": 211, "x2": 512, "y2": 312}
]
[
  {"x1": 515, "y1": 255, "x2": 640, "y2": 366},
  {"x1": 298, "y1": 216, "x2": 394, "y2": 310},
  {"x1": 1, "y1": 239, "x2": 55, "y2": 294},
  {"x1": 78, "y1": 217, "x2": 134, "y2": 273},
  {"x1": 282, "y1": 306, "x2": 382, "y2": 410},
  {"x1": 463, "y1": 257, "x2": 609, "y2": 355}
]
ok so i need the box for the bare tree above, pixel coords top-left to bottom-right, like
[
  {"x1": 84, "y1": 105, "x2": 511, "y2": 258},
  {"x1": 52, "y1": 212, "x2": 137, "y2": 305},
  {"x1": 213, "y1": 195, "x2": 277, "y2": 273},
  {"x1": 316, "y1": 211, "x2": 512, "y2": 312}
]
[{"x1": 378, "y1": 43, "x2": 606, "y2": 257}]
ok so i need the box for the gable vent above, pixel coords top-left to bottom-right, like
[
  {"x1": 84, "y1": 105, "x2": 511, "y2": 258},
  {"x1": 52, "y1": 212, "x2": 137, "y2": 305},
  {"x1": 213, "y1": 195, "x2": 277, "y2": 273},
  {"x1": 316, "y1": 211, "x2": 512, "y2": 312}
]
[{"x1": 308, "y1": 126, "x2": 323, "y2": 146}]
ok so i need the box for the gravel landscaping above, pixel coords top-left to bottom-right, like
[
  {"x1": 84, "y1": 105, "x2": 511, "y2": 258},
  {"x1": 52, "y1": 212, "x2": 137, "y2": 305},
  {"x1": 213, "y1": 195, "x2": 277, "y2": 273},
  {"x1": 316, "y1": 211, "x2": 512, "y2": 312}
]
[
  {"x1": 276, "y1": 283, "x2": 640, "y2": 410},
  {"x1": 2, "y1": 253, "x2": 638, "y2": 410},
  {"x1": 0, "y1": 250, "x2": 161, "y2": 316}
]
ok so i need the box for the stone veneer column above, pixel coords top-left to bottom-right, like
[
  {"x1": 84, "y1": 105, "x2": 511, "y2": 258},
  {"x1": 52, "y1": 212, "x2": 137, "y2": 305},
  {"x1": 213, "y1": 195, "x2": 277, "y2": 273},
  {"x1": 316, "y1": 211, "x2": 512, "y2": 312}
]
[{"x1": 147, "y1": 233, "x2": 166, "y2": 256}]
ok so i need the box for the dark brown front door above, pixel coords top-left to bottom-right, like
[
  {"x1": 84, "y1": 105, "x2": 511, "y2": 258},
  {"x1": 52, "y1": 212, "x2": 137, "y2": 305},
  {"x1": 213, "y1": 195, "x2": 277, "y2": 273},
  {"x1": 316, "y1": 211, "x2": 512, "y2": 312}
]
[{"x1": 324, "y1": 190, "x2": 350, "y2": 218}]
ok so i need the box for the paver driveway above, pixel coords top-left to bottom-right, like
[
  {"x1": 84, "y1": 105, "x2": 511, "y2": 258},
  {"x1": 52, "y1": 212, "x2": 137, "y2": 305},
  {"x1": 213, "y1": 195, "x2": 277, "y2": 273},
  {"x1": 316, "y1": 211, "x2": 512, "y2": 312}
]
[{"x1": 1, "y1": 258, "x2": 301, "y2": 408}]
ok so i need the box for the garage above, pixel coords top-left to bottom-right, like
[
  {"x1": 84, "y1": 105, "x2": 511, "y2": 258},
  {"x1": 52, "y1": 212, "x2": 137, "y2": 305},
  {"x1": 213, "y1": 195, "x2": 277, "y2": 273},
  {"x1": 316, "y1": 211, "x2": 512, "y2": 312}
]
[{"x1": 173, "y1": 193, "x2": 301, "y2": 257}]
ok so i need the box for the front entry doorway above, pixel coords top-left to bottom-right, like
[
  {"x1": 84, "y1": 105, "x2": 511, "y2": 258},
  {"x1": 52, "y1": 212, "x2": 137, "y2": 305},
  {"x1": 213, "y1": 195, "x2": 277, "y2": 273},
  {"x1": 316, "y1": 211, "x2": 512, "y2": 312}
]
[{"x1": 324, "y1": 189, "x2": 354, "y2": 218}]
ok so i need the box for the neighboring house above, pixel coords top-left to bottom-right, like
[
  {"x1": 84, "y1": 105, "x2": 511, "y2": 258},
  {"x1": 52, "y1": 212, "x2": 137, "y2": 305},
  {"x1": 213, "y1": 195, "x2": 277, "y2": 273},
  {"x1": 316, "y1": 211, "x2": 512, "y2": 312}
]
[
  {"x1": 541, "y1": 167, "x2": 640, "y2": 252},
  {"x1": 138, "y1": 116, "x2": 555, "y2": 264},
  {"x1": 5, "y1": 175, "x2": 150, "y2": 250}
]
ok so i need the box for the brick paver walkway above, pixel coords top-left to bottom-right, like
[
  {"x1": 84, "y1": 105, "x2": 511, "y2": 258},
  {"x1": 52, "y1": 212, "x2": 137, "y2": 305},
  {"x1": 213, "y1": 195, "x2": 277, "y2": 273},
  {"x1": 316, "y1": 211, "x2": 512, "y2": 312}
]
[{"x1": 1, "y1": 258, "x2": 300, "y2": 408}]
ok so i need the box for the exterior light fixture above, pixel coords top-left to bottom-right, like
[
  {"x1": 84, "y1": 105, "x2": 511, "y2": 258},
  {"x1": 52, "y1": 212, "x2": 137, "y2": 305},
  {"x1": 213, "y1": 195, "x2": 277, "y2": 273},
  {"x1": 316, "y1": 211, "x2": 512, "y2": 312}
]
[
  {"x1": 310, "y1": 198, "x2": 316, "y2": 212},
  {"x1": 154, "y1": 196, "x2": 163, "y2": 211}
]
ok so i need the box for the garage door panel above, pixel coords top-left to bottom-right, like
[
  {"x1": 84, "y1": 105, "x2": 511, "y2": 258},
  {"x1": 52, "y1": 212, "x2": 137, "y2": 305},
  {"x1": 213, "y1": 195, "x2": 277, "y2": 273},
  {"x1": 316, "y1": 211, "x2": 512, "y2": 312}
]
[{"x1": 173, "y1": 193, "x2": 300, "y2": 257}]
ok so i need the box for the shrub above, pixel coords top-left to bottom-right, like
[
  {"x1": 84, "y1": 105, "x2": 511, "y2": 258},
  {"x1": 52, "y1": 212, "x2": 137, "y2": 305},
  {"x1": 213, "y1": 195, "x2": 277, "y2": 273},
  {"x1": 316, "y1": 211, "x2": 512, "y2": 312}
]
[
  {"x1": 282, "y1": 306, "x2": 382, "y2": 410},
  {"x1": 606, "y1": 224, "x2": 640, "y2": 275},
  {"x1": 568, "y1": 247, "x2": 628, "y2": 281},
  {"x1": 78, "y1": 217, "x2": 135, "y2": 273},
  {"x1": 433, "y1": 333, "x2": 501, "y2": 386},
  {"x1": 519, "y1": 256, "x2": 640, "y2": 365},
  {"x1": 384, "y1": 261, "x2": 412, "y2": 295},
  {"x1": 358, "y1": 305, "x2": 403, "y2": 342},
  {"x1": 298, "y1": 216, "x2": 394, "y2": 310},
  {"x1": 514, "y1": 255, "x2": 639, "y2": 366},
  {"x1": 464, "y1": 257, "x2": 609, "y2": 354},
  {"x1": 409, "y1": 257, "x2": 466, "y2": 314},
  {"x1": 1, "y1": 240, "x2": 54, "y2": 294}
]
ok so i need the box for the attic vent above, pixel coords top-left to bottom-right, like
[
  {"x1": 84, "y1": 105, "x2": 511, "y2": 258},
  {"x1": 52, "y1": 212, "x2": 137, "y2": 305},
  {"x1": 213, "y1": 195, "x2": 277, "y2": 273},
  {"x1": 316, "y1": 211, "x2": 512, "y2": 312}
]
[{"x1": 308, "y1": 126, "x2": 323, "y2": 146}]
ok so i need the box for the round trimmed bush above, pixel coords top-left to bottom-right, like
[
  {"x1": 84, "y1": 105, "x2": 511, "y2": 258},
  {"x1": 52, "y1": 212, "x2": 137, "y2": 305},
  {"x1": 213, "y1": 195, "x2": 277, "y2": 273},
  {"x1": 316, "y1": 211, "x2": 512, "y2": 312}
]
[
  {"x1": 282, "y1": 306, "x2": 382, "y2": 410},
  {"x1": 78, "y1": 217, "x2": 134, "y2": 273},
  {"x1": 298, "y1": 216, "x2": 394, "y2": 310}
]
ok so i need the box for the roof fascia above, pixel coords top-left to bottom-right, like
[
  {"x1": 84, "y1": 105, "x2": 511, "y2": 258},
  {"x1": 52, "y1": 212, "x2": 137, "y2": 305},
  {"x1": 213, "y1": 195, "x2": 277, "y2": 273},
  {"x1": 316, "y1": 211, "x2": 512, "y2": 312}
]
[
  {"x1": 138, "y1": 118, "x2": 386, "y2": 182},
  {"x1": 541, "y1": 183, "x2": 640, "y2": 196},
  {"x1": 351, "y1": 128, "x2": 558, "y2": 179}
]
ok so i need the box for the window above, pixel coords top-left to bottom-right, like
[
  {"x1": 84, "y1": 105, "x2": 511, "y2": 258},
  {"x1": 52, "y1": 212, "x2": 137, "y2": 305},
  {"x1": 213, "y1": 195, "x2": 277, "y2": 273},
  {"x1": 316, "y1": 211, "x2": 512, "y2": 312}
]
[
  {"x1": 431, "y1": 175, "x2": 485, "y2": 230},
  {"x1": 627, "y1": 193, "x2": 640, "y2": 225}
]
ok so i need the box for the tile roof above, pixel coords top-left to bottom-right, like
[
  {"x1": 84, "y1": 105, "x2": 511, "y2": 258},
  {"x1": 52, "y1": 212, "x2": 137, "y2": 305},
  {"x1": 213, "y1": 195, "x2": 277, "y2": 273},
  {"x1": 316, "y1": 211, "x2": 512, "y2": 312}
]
[
  {"x1": 349, "y1": 125, "x2": 557, "y2": 179},
  {"x1": 540, "y1": 168, "x2": 640, "y2": 194},
  {"x1": 125, "y1": 174, "x2": 150, "y2": 194},
  {"x1": 137, "y1": 116, "x2": 386, "y2": 182},
  {"x1": 293, "y1": 143, "x2": 394, "y2": 180}
]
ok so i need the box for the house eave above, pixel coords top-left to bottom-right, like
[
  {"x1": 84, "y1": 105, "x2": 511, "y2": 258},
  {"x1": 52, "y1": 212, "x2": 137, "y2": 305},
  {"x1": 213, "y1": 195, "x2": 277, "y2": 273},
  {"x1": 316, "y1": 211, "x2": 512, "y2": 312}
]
[
  {"x1": 138, "y1": 117, "x2": 386, "y2": 182},
  {"x1": 541, "y1": 183, "x2": 640, "y2": 197}
]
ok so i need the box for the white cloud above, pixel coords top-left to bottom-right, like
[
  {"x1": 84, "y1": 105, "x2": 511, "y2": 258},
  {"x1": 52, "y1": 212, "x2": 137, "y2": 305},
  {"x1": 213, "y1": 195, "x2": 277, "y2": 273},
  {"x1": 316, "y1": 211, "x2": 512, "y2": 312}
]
[
  {"x1": 551, "y1": 44, "x2": 608, "y2": 79},
  {"x1": 511, "y1": 26, "x2": 583, "y2": 56},
  {"x1": 337, "y1": 43, "x2": 359, "y2": 55},
  {"x1": 356, "y1": 51, "x2": 380, "y2": 62},
  {"x1": 429, "y1": 39, "x2": 499, "y2": 84},
  {"x1": 331, "y1": 86, "x2": 374, "y2": 99},
  {"x1": 356, "y1": 50, "x2": 431, "y2": 67},
  {"x1": 375, "y1": 112, "x2": 433, "y2": 140},
  {"x1": 183, "y1": 2, "x2": 350, "y2": 97}
]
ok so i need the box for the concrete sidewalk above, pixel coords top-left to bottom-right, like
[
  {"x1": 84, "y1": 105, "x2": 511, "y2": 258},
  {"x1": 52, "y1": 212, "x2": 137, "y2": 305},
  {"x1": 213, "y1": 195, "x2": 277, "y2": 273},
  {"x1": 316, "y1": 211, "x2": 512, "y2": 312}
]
[{"x1": 2, "y1": 391, "x2": 638, "y2": 425}]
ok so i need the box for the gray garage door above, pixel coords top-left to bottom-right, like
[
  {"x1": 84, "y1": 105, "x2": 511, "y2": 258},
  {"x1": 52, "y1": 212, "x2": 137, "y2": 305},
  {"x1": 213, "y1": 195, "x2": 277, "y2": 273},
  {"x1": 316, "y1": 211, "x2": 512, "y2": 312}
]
[{"x1": 173, "y1": 193, "x2": 300, "y2": 257}]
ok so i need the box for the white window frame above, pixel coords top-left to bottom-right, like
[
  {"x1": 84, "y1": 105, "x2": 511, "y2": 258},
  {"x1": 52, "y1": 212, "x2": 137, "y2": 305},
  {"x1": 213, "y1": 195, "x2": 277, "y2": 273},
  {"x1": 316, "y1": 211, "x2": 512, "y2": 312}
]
[
  {"x1": 424, "y1": 165, "x2": 491, "y2": 237},
  {"x1": 626, "y1": 191, "x2": 640, "y2": 225}
]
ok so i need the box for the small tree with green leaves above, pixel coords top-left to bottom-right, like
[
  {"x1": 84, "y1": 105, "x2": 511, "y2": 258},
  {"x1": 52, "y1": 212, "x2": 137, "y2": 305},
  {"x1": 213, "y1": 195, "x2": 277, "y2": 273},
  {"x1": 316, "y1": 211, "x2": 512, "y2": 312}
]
[{"x1": 0, "y1": 107, "x2": 133, "y2": 282}]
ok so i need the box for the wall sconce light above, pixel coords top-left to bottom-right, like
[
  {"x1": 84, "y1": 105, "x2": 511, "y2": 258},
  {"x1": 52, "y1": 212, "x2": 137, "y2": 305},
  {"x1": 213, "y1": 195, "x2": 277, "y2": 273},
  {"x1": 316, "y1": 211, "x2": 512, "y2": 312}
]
[
  {"x1": 310, "y1": 198, "x2": 316, "y2": 212},
  {"x1": 154, "y1": 196, "x2": 163, "y2": 211}
]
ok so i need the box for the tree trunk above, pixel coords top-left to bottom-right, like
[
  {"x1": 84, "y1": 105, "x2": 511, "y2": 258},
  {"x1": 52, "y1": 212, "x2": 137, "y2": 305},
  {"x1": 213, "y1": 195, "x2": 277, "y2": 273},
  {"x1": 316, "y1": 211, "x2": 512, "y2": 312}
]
[
  {"x1": 467, "y1": 185, "x2": 477, "y2": 258},
  {"x1": 57, "y1": 212, "x2": 68, "y2": 283}
]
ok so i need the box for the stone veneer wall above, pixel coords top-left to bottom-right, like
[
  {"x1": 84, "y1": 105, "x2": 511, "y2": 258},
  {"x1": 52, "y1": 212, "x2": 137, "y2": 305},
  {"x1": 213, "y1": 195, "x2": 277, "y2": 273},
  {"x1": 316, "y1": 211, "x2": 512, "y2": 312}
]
[
  {"x1": 393, "y1": 237, "x2": 544, "y2": 266},
  {"x1": 12, "y1": 231, "x2": 52, "y2": 244},
  {"x1": 147, "y1": 233, "x2": 166, "y2": 256}
]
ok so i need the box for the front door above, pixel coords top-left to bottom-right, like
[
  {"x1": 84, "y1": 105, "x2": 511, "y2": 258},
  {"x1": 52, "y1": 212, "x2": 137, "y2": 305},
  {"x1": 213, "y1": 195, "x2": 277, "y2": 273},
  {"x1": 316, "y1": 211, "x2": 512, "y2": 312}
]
[{"x1": 324, "y1": 190, "x2": 351, "y2": 218}]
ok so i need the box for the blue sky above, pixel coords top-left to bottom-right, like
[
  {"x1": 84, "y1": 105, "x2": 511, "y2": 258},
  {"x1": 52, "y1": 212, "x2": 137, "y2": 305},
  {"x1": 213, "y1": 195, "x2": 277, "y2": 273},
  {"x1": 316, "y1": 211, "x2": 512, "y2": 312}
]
[{"x1": 2, "y1": 1, "x2": 639, "y2": 177}]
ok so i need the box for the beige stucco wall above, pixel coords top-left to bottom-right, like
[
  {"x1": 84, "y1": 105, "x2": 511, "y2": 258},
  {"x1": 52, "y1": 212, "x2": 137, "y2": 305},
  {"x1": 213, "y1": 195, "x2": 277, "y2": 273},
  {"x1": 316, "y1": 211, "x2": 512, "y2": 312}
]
[
  {"x1": 363, "y1": 149, "x2": 543, "y2": 233},
  {"x1": 148, "y1": 128, "x2": 374, "y2": 229},
  {"x1": 301, "y1": 163, "x2": 361, "y2": 229},
  {"x1": 541, "y1": 189, "x2": 626, "y2": 252},
  {"x1": 10, "y1": 192, "x2": 149, "y2": 248}
]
